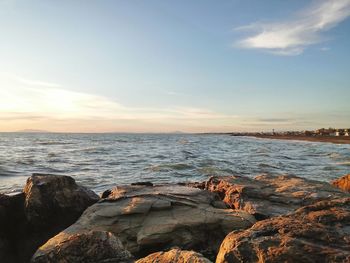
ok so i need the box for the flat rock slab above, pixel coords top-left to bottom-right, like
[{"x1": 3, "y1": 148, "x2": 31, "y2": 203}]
[
  {"x1": 33, "y1": 184, "x2": 255, "y2": 260},
  {"x1": 194, "y1": 174, "x2": 349, "y2": 219},
  {"x1": 216, "y1": 197, "x2": 350, "y2": 263},
  {"x1": 136, "y1": 248, "x2": 212, "y2": 263}
]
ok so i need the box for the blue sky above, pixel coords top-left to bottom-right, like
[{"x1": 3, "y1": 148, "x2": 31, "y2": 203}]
[{"x1": 0, "y1": 0, "x2": 349, "y2": 132}]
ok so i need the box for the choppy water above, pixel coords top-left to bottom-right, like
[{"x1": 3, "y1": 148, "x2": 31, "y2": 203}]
[{"x1": 0, "y1": 133, "x2": 349, "y2": 194}]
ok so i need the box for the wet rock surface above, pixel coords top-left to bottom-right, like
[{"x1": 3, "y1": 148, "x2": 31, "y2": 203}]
[
  {"x1": 216, "y1": 197, "x2": 350, "y2": 263},
  {"x1": 31, "y1": 230, "x2": 133, "y2": 263},
  {"x1": 136, "y1": 247, "x2": 212, "y2": 263},
  {"x1": 193, "y1": 174, "x2": 348, "y2": 219},
  {"x1": 332, "y1": 174, "x2": 350, "y2": 192},
  {"x1": 33, "y1": 184, "x2": 255, "y2": 261}
]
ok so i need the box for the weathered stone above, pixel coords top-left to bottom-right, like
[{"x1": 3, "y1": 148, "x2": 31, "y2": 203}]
[
  {"x1": 34, "y1": 184, "x2": 255, "y2": 260},
  {"x1": 0, "y1": 193, "x2": 26, "y2": 263},
  {"x1": 0, "y1": 174, "x2": 99, "y2": 262},
  {"x1": 332, "y1": 174, "x2": 350, "y2": 192},
  {"x1": 196, "y1": 174, "x2": 348, "y2": 219},
  {"x1": 0, "y1": 237, "x2": 15, "y2": 263},
  {"x1": 216, "y1": 198, "x2": 350, "y2": 263},
  {"x1": 31, "y1": 230, "x2": 133, "y2": 263},
  {"x1": 17, "y1": 174, "x2": 100, "y2": 262},
  {"x1": 24, "y1": 173, "x2": 99, "y2": 228},
  {"x1": 136, "y1": 248, "x2": 212, "y2": 263}
]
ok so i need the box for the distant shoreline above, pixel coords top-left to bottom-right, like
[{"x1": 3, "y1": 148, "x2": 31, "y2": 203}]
[{"x1": 245, "y1": 134, "x2": 350, "y2": 144}]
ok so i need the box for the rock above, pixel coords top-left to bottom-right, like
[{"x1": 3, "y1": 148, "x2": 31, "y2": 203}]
[
  {"x1": 136, "y1": 248, "x2": 212, "y2": 263},
  {"x1": 216, "y1": 197, "x2": 350, "y2": 263},
  {"x1": 0, "y1": 193, "x2": 26, "y2": 263},
  {"x1": 24, "y1": 173, "x2": 99, "y2": 228},
  {"x1": 131, "y1": 182, "x2": 154, "y2": 187},
  {"x1": 0, "y1": 237, "x2": 15, "y2": 263},
  {"x1": 31, "y1": 230, "x2": 133, "y2": 263},
  {"x1": 196, "y1": 174, "x2": 348, "y2": 219},
  {"x1": 34, "y1": 184, "x2": 255, "y2": 260},
  {"x1": 0, "y1": 174, "x2": 99, "y2": 262},
  {"x1": 332, "y1": 174, "x2": 350, "y2": 192}
]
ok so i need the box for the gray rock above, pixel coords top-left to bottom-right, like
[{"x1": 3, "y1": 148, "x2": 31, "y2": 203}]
[
  {"x1": 24, "y1": 173, "x2": 99, "y2": 228},
  {"x1": 33, "y1": 184, "x2": 255, "y2": 260}
]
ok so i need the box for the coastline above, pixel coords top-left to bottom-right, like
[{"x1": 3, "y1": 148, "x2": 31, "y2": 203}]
[{"x1": 244, "y1": 134, "x2": 350, "y2": 144}]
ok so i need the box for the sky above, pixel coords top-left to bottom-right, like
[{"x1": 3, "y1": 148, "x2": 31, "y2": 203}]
[{"x1": 0, "y1": 0, "x2": 350, "y2": 133}]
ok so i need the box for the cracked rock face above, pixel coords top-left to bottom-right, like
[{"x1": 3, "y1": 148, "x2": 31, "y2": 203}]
[
  {"x1": 216, "y1": 198, "x2": 350, "y2": 263},
  {"x1": 195, "y1": 174, "x2": 348, "y2": 219},
  {"x1": 136, "y1": 247, "x2": 212, "y2": 263},
  {"x1": 32, "y1": 184, "x2": 255, "y2": 260}
]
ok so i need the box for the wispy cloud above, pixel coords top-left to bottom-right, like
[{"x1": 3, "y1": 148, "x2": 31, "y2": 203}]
[
  {"x1": 235, "y1": 0, "x2": 350, "y2": 55},
  {"x1": 0, "y1": 73, "x2": 239, "y2": 132}
]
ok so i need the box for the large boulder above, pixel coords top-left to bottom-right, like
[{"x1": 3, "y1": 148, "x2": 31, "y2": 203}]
[
  {"x1": 31, "y1": 230, "x2": 133, "y2": 263},
  {"x1": 24, "y1": 173, "x2": 99, "y2": 228},
  {"x1": 0, "y1": 174, "x2": 99, "y2": 263},
  {"x1": 332, "y1": 174, "x2": 350, "y2": 192},
  {"x1": 33, "y1": 184, "x2": 255, "y2": 260},
  {"x1": 194, "y1": 174, "x2": 348, "y2": 219},
  {"x1": 136, "y1": 248, "x2": 212, "y2": 263},
  {"x1": 216, "y1": 197, "x2": 350, "y2": 263},
  {"x1": 20, "y1": 174, "x2": 99, "y2": 262},
  {"x1": 0, "y1": 193, "x2": 26, "y2": 263}
]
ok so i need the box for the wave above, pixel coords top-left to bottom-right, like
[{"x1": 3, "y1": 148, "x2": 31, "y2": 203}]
[
  {"x1": 328, "y1": 153, "x2": 342, "y2": 159},
  {"x1": 36, "y1": 141, "x2": 74, "y2": 145},
  {"x1": 335, "y1": 161, "x2": 350, "y2": 166},
  {"x1": 258, "y1": 163, "x2": 279, "y2": 169},
  {"x1": 147, "y1": 163, "x2": 193, "y2": 172}
]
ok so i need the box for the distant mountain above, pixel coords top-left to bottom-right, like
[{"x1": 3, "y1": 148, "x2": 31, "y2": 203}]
[
  {"x1": 170, "y1": 131, "x2": 186, "y2": 134},
  {"x1": 16, "y1": 129, "x2": 51, "y2": 133}
]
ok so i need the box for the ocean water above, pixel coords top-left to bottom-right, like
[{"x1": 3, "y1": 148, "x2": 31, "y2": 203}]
[{"x1": 0, "y1": 133, "x2": 349, "y2": 194}]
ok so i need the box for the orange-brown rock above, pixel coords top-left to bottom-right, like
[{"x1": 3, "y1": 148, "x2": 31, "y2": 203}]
[
  {"x1": 216, "y1": 198, "x2": 350, "y2": 263},
  {"x1": 136, "y1": 248, "x2": 212, "y2": 263},
  {"x1": 332, "y1": 174, "x2": 350, "y2": 192},
  {"x1": 194, "y1": 174, "x2": 348, "y2": 219},
  {"x1": 31, "y1": 230, "x2": 133, "y2": 263}
]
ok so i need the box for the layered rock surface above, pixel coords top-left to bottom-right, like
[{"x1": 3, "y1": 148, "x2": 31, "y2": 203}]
[
  {"x1": 33, "y1": 184, "x2": 256, "y2": 261},
  {"x1": 216, "y1": 197, "x2": 350, "y2": 263},
  {"x1": 136, "y1": 248, "x2": 212, "y2": 263},
  {"x1": 192, "y1": 174, "x2": 347, "y2": 219}
]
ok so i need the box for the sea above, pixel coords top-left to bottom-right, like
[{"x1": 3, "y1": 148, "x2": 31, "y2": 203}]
[{"x1": 0, "y1": 133, "x2": 349, "y2": 194}]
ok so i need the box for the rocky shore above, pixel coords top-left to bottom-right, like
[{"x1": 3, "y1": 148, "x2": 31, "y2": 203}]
[{"x1": 1, "y1": 173, "x2": 349, "y2": 263}]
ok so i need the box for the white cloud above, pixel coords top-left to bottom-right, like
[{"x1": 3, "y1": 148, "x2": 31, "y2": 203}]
[
  {"x1": 0, "y1": 73, "x2": 238, "y2": 132},
  {"x1": 235, "y1": 0, "x2": 350, "y2": 55}
]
